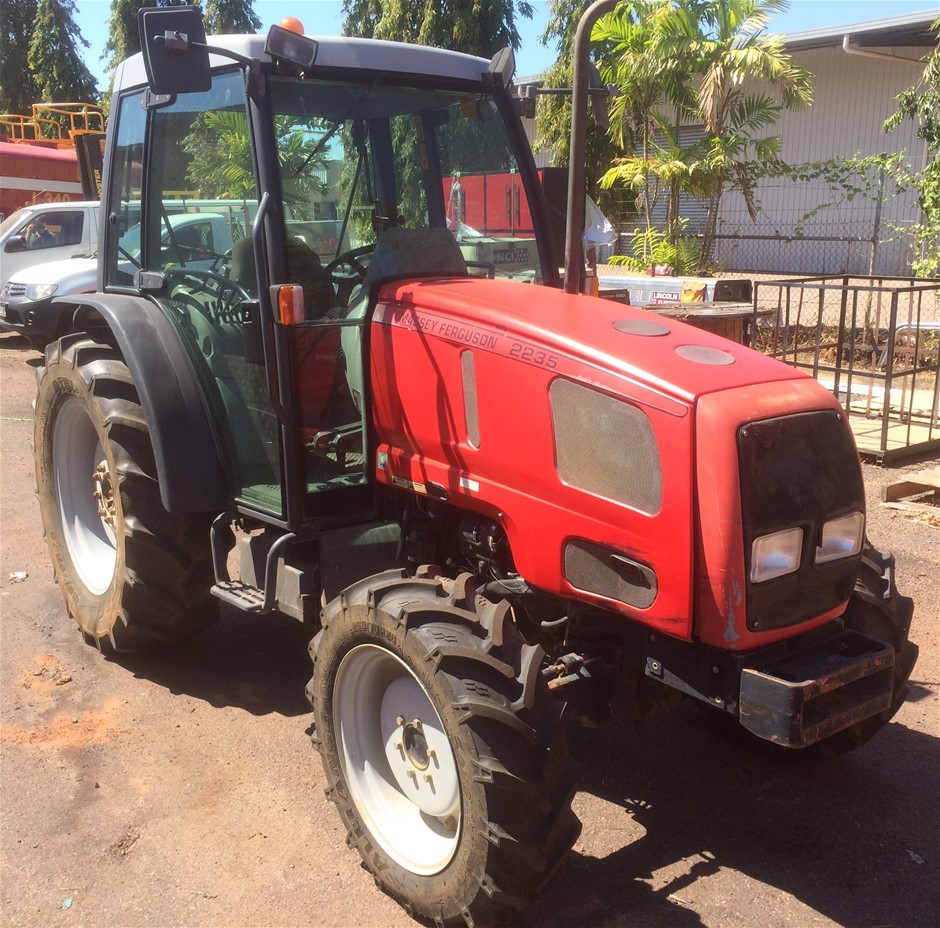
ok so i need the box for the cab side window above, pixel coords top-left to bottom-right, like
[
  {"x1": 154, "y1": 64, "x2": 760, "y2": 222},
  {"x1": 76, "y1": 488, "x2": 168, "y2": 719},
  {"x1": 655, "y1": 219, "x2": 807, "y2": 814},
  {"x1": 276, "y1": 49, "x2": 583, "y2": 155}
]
[
  {"x1": 21, "y1": 215, "x2": 57, "y2": 249},
  {"x1": 147, "y1": 71, "x2": 278, "y2": 512},
  {"x1": 105, "y1": 93, "x2": 146, "y2": 288}
]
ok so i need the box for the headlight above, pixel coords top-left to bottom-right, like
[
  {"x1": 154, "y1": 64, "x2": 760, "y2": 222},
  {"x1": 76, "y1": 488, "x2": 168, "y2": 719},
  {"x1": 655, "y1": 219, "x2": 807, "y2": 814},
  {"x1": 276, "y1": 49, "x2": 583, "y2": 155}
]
[
  {"x1": 24, "y1": 283, "x2": 58, "y2": 301},
  {"x1": 815, "y1": 511, "x2": 865, "y2": 564},
  {"x1": 751, "y1": 527, "x2": 803, "y2": 583}
]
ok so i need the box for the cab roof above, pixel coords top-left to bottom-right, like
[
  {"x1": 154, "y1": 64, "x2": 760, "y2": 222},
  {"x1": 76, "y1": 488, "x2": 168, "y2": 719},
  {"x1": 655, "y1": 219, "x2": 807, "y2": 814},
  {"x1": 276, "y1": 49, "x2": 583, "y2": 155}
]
[{"x1": 113, "y1": 32, "x2": 492, "y2": 94}]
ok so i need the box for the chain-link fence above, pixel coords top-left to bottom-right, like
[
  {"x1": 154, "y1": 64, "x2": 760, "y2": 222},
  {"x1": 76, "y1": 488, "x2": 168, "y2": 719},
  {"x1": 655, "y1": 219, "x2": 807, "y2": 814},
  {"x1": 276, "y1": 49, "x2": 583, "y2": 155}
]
[
  {"x1": 710, "y1": 172, "x2": 921, "y2": 278},
  {"x1": 605, "y1": 170, "x2": 925, "y2": 278}
]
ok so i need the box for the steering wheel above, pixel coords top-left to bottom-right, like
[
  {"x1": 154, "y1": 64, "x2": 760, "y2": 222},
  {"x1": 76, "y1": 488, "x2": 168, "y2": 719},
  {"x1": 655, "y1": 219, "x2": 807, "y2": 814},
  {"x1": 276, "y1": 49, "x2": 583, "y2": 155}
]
[
  {"x1": 165, "y1": 268, "x2": 252, "y2": 322},
  {"x1": 325, "y1": 244, "x2": 375, "y2": 307},
  {"x1": 325, "y1": 243, "x2": 375, "y2": 281}
]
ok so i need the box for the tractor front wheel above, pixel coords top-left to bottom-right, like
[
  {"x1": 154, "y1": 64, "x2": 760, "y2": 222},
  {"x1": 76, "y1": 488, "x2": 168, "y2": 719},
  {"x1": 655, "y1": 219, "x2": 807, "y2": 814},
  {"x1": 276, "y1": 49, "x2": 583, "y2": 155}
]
[{"x1": 307, "y1": 569, "x2": 580, "y2": 927}]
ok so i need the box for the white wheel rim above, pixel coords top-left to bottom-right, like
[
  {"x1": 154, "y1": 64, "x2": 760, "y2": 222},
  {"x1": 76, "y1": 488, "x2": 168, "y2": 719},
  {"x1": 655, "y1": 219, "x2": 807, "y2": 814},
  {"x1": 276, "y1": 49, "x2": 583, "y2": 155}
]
[
  {"x1": 53, "y1": 397, "x2": 117, "y2": 595},
  {"x1": 334, "y1": 643, "x2": 461, "y2": 875}
]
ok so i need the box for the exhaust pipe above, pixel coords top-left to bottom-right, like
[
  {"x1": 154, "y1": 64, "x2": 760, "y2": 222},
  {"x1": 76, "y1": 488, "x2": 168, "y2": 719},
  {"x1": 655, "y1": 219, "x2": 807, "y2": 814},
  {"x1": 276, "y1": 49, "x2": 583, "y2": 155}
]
[{"x1": 564, "y1": 0, "x2": 616, "y2": 294}]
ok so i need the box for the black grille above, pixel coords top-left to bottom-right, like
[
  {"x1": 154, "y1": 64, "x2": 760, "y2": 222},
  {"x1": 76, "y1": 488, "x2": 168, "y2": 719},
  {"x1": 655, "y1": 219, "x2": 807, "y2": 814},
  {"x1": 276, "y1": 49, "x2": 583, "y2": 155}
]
[
  {"x1": 564, "y1": 539, "x2": 658, "y2": 609},
  {"x1": 737, "y1": 411, "x2": 864, "y2": 631}
]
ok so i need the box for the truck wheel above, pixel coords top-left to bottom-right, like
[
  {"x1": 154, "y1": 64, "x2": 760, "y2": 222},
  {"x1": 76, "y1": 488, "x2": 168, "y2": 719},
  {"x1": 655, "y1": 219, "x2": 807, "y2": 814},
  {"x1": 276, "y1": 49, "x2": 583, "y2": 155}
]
[
  {"x1": 34, "y1": 334, "x2": 217, "y2": 652},
  {"x1": 307, "y1": 569, "x2": 580, "y2": 927},
  {"x1": 818, "y1": 543, "x2": 917, "y2": 755}
]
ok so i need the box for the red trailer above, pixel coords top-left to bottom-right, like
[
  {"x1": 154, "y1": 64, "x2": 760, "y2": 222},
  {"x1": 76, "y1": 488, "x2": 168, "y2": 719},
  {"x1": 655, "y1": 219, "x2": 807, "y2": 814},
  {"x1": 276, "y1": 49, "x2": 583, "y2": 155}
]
[{"x1": 0, "y1": 141, "x2": 83, "y2": 219}]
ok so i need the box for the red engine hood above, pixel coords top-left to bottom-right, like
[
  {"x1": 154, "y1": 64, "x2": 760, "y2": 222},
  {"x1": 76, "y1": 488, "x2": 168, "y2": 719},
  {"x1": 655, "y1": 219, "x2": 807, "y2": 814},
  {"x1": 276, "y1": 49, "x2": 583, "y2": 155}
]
[{"x1": 379, "y1": 276, "x2": 801, "y2": 403}]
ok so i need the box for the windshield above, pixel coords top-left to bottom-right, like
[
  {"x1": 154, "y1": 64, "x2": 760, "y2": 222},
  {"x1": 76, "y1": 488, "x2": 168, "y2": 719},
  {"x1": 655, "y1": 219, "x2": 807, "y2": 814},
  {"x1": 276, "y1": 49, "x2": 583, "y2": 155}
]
[
  {"x1": 268, "y1": 76, "x2": 544, "y2": 304},
  {"x1": 0, "y1": 210, "x2": 25, "y2": 237}
]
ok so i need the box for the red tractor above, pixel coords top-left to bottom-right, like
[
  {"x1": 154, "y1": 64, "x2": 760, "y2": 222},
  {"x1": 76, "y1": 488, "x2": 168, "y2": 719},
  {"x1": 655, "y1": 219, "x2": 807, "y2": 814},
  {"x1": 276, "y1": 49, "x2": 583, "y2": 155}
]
[{"x1": 35, "y1": 5, "x2": 916, "y2": 925}]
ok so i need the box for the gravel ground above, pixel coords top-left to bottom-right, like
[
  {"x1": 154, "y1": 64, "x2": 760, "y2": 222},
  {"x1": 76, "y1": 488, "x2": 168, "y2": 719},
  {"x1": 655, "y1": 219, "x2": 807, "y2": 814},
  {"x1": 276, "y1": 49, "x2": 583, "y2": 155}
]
[{"x1": 1, "y1": 330, "x2": 937, "y2": 928}]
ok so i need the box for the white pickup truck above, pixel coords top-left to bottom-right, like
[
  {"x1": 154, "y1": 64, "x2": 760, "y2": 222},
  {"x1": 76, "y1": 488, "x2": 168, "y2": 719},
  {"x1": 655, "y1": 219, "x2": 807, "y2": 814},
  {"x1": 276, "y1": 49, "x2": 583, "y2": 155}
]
[
  {"x1": 0, "y1": 201, "x2": 100, "y2": 290},
  {"x1": 1, "y1": 211, "x2": 237, "y2": 345}
]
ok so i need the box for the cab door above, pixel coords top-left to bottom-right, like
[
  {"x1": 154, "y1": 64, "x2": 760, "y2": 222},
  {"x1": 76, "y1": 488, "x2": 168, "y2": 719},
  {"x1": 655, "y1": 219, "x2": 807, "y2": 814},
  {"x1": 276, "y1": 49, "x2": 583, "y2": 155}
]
[
  {"x1": 268, "y1": 80, "x2": 374, "y2": 520},
  {"x1": 106, "y1": 69, "x2": 284, "y2": 515}
]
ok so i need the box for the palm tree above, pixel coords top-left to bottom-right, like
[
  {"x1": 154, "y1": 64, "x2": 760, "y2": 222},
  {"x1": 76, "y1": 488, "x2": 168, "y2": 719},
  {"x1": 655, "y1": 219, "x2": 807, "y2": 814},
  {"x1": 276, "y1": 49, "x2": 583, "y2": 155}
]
[
  {"x1": 661, "y1": 0, "x2": 813, "y2": 269},
  {"x1": 600, "y1": 111, "x2": 711, "y2": 244},
  {"x1": 594, "y1": 0, "x2": 812, "y2": 270},
  {"x1": 593, "y1": 0, "x2": 694, "y2": 233}
]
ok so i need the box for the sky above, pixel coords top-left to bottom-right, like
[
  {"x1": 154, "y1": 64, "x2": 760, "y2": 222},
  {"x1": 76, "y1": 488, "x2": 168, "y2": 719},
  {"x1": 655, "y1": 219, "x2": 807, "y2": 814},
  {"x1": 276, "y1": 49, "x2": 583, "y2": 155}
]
[{"x1": 70, "y1": 0, "x2": 938, "y2": 91}]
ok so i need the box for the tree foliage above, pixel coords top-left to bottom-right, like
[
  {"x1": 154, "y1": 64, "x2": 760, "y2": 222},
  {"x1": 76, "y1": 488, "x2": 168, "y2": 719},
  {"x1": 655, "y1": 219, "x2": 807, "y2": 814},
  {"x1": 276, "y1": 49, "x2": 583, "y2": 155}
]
[
  {"x1": 1, "y1": 0, "x2": 43, "y2": 113},
  {"x1": 594, "y1": 1, "x2": 696, "y2": 232},
  {"x1": 183, "y1": 110, "x2": 325, "y2": 216},
  {"x1": 534, "y1": 0, "x2": 622, "y2": 223},
  {"x1": 593, "y1": 0, "x2": 811, "y2": 270},
  {"x1": 2, "y1": 0, "x2": 97, "y2": 126},
  {"x1": 342, "y1": 0, "x2": 534, "y2": 57},
  {"x1": 204, "y1": 0, "x2": 261, "y2": 34},
  {"x1": 28, "y1": 0, "x2": 98, "y2": 104},
  {"x1": 884, "y1": 15, "x2": 940, "y2": 277}
]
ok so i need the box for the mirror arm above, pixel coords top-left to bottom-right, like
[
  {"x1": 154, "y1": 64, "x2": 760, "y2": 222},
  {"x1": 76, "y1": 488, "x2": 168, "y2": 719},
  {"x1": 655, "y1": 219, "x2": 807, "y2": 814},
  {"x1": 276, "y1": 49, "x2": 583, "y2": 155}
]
[
  {"x1": 154, "y1": 33, "x2": 254, "y2": 67},
  {"x1": 153, "y1": 33, "x2": 262, "y2": 96}
]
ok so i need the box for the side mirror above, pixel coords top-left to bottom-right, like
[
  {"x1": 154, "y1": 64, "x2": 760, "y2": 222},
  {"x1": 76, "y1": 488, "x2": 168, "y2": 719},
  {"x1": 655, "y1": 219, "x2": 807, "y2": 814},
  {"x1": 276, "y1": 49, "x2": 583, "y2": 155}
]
[
  {"x1": 483, "y1": 47, "x2": 516, "y2": 92},
  {"x1": 5, "y1": 234, "x2": 28, "y2": 253},
  {"x1": 137, "y1": 5, "x2": 211, "y2": 95},
  {"x1": 589, "y1": 64, "x2": 610, "y2": 130}
]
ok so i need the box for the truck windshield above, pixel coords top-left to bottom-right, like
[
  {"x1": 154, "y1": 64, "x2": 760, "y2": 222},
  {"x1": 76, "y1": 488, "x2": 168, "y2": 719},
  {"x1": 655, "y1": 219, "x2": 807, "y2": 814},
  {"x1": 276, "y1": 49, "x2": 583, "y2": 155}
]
[{"x1": 269, "y1": 75, "x2": 543, "y2": 311}]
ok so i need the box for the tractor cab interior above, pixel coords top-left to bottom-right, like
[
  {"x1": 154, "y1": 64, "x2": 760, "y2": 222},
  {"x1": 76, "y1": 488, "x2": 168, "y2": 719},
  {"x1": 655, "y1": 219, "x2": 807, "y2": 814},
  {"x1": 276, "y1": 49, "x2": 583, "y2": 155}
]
[{"x1": 267, "y1": 74, "x2": 541, "y2": 518}]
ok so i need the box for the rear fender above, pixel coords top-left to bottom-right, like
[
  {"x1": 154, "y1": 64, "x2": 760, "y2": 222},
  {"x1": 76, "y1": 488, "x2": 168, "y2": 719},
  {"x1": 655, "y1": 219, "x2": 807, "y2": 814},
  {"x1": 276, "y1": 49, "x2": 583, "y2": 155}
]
[{"x1": 55, "y1": 292, "x2": 230, "y2": 512}]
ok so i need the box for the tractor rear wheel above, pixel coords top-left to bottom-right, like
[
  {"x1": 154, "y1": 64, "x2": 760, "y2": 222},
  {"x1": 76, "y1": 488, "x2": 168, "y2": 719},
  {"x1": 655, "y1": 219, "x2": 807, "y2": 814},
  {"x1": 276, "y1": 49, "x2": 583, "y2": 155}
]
[
  {"x1": 307, "y1": 569, "x2": 580, "y2": 927},
  {"x1": 34, "y1": 334, "x2": 217, "y2": 652}
]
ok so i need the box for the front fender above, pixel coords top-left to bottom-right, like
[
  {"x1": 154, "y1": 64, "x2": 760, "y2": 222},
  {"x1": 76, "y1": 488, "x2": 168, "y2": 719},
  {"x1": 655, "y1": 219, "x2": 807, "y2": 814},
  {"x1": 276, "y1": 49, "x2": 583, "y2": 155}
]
[{"x1": 55, "y1": 291, "x2": 230, "y2": 513}]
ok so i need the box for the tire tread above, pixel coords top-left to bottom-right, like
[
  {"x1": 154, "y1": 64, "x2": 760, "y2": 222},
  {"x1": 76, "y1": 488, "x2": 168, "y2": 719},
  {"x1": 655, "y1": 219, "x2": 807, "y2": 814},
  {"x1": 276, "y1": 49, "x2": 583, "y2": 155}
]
[{"x1": 34, "y1": 334, "x2": 217, "y2": 652}]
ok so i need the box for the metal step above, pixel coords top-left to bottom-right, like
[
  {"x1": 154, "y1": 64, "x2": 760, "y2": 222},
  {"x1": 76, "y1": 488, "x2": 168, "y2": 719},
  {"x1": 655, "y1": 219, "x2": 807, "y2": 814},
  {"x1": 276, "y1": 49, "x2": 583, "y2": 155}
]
[{"x1": 211, "y1": 580, "x2": 266, "y2": 613}]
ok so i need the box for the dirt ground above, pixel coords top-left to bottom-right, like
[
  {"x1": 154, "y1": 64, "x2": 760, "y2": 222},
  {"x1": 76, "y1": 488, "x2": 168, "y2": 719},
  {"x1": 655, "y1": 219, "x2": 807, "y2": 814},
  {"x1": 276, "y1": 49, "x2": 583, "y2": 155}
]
[{"x1": 1, "y1": 329, "x2": 938, "y2": 928}]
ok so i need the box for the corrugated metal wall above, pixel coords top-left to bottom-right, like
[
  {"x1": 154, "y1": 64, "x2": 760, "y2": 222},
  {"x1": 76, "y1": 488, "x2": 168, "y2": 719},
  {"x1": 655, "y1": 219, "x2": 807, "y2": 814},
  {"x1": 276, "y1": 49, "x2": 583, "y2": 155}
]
[{"x1": 712, "y1": 43, "x2": 929, "y2": 276}]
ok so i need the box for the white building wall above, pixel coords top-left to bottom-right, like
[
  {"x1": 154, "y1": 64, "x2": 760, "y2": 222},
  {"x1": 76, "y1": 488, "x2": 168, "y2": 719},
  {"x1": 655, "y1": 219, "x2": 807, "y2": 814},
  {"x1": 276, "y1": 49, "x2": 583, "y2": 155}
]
[{"x1": 714, "y1": 43, "x2": 930, "y2": 276}]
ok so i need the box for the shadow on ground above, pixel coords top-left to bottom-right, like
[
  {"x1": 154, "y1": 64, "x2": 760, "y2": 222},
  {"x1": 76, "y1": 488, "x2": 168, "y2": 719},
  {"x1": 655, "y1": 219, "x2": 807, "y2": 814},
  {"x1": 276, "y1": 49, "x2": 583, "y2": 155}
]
[
  {"x1": 114, "y1": 606, "x2": 315, "y2": 717},
  {"x1": 118, "y1": 606, "x2": 937, "y2": 926},
  {"x1": 523, "y1": 705, "x2": 940, "y2": 928},
  {"x1": 106, "y1": 606, "x2": 938, "y2": 926}
]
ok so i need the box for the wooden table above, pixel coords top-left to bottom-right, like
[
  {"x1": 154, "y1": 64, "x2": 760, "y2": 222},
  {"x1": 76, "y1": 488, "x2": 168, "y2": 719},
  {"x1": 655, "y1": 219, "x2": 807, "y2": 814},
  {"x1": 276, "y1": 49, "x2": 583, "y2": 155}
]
[{"x1": 648, "y1": 301, "x2": 770, "y2": 346}]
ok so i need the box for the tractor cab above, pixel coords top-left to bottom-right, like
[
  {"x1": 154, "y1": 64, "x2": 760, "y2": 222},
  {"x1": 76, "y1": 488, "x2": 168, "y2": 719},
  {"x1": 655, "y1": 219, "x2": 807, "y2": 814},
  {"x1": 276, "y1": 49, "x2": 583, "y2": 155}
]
[{"x1": 105, "y1": 9, "x2": 553, "y2": 525}]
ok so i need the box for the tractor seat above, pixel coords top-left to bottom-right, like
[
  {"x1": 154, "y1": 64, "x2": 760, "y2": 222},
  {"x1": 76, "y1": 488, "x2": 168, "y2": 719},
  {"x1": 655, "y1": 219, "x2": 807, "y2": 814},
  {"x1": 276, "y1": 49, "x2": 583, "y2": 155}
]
[
  {"x1": 342, "y1": 227, "x2": 469, "y2": 411},
  {"x1": 231, "y1": 235, "x2": 335, "y2": 319},
  {"x1": 345, "y1": 226, "x2": 468, "y2": 320}
]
